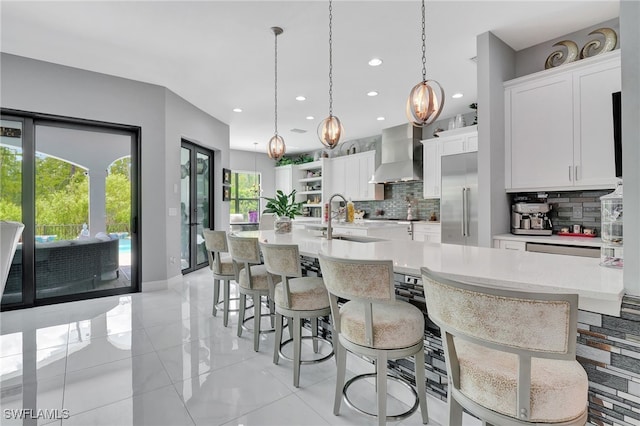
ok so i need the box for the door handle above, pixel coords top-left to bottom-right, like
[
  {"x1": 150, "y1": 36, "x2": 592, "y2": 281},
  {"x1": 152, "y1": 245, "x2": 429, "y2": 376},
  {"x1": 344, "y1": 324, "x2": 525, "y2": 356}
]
[
  {"x1": 568, "y1": 165, "x2": 572, "y2": 181},
  {"x1": 575, "y1": 165, "x2": 580, "y2": 181}
]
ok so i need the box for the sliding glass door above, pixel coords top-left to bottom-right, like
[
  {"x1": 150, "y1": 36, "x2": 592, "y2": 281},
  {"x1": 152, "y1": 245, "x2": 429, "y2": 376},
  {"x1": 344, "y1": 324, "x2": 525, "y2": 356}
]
[
  {"x1": 180, "y1": 140, "x2": 212, "y2": 273},
  {"x1": 1, "y1": 110, "x2": 140, "y2": 309}
]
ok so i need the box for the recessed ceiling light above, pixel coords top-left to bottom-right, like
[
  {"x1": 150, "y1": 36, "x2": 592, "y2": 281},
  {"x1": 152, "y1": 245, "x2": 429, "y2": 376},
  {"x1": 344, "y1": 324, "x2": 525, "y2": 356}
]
[
  {"x1": 368, "y1": 58, "x2": 383, "y2": 67},
  {"x1": 306, "y1": 116, "x2": 314, "y2": 120},
  {"x1": 367, "y1": 91, "x2": 379, "y2": 97},
  {"x1": 376, "y1": 117, "x2": 385, "y2": 121},
  {"x1": 233, "y1": 108, "x2": 243, "y2": 112},
  {"x1": 452, "y1": 93, "x2": 464, "y2": 99},
  {"x1": 295, "y1": 96, "x2": 306, "y2": 101}
]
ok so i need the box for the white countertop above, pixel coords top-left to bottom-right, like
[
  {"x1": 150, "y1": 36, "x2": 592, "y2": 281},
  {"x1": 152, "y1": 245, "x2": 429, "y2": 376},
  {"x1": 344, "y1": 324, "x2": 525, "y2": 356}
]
[
  {"x1": 243, "y1": 229, "x2": 624, "y2": 316},
  {"x1": 493, "y1": 233, "x2": 602, "y2": 247},
  {"x1": 294, "y1": 219, "x2": 409, "y2": 230}
]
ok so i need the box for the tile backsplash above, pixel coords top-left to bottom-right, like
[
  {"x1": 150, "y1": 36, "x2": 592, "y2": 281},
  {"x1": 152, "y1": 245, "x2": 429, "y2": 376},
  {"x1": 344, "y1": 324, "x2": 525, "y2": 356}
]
[
  {"x1": 354, "y1": 181, "x2": 440, "y2": 221},
  {"x1": 512, "y1": 189, "x2": 612, "y2": 235}
]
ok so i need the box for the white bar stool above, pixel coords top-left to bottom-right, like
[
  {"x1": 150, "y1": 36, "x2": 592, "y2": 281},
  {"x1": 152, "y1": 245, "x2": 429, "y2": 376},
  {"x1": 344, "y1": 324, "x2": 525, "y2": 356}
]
[
  {"x1": 318, "y1": 253, "x2": 429, "y2": 426},
  {"x1": 227, "y1": 234, "x2": 280, "y2": 352},
  {"x1": 421, "y1": 267, "x2": 588, "y2": 426},
  {"x1": 202, "y1": 229, "x2": 237, "y2": 326},
  {"x1": 259, "y1": 241, "x2": 333, "y2": 388}
]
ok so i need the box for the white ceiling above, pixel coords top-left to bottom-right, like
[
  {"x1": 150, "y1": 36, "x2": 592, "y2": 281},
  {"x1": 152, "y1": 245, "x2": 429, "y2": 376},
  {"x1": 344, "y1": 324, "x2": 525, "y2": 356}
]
[{"x1": 0, "y1": 1, "x2": 619, "y2": 154}]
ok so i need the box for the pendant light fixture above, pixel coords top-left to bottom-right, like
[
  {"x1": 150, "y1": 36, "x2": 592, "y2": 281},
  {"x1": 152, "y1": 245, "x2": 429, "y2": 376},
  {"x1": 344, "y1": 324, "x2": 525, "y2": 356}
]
[
  {"x1": 406, "y1": 0, "x2": 444, "y2": 127},
  {"x1": 267, "y1": 26, "x2": 286, "y2": 160},
  {"x1": 318, "y1": 0, "x2": 343, "y2": 149}
]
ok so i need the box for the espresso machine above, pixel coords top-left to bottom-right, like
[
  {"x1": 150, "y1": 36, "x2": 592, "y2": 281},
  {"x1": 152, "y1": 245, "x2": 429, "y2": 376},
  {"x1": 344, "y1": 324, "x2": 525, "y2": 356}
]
[{"x1": 511, "y1": 202, "x2": 553, "y2": 235}]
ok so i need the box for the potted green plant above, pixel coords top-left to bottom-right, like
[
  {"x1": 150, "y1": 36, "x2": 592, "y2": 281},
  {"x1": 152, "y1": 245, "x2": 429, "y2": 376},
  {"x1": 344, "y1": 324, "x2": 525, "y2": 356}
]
[{"x1": 262, "y1": 189, "x2": 304, "y2": 233}]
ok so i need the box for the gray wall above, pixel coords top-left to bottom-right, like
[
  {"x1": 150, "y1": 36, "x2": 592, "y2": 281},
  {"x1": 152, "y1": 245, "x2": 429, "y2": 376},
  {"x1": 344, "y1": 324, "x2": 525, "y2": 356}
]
[
  {"x1": 620, "y1": 0, "x2": 640, "y2": 296},
  {"x1": 516, "y1": 18, "x2": 620, "y2": 77},
  {"x1": 1, "y1": 53, "x2": 230, "y2": 289},
  {"x1": 476, "y1": 32, "x2": 515, "y2": 247}
]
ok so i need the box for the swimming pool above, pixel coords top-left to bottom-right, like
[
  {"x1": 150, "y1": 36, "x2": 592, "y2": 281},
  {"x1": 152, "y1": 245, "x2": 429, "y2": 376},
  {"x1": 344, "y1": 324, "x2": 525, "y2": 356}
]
[{"x1": 119, "y1": 239, "x2": 131, "y2": 254}]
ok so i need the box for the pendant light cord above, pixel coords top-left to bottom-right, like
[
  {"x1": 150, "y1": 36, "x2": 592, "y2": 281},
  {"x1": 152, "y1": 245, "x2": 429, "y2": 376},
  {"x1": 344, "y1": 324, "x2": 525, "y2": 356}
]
[
  {"x1": 274, "y1": 29, "x2": 279, "y2": 135},
  {"x1": 328, "y1": 0, "x2": 334, "y2": 117},
  {"x1": 421, "y1": 0, "x2": 427, "y2": 82}
]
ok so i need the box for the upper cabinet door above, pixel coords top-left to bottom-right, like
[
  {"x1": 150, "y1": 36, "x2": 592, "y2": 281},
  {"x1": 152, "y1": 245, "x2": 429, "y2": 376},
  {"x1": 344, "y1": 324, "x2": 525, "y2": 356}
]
[
  {"x1": 274, "y1": 165, "x2": 293, "y2": 194},
  {"x1": 573, "y1": 61, "x2": 621, "y2": 188},
  {"x1": 506, "y1": 73, "x2": 574, "y2": 190},
  {"x1": 422, "y1": 139, "x2": 441, "y2": 198}
]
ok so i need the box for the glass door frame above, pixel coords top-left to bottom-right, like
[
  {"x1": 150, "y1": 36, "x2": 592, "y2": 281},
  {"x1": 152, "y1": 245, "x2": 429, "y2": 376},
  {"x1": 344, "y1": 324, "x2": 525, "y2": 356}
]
[
  {"x1": 0, "y1": 108, "x2": 141, "y2": 310},
  {"x1": 180, "y1": 139, "x2": 213, "y2": 274}
]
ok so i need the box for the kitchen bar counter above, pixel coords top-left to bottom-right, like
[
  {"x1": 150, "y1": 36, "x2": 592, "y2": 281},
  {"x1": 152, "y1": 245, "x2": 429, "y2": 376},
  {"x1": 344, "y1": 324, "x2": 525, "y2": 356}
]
[{"x1": 244, "y1": 229, "x2": 623, "y2": 316}]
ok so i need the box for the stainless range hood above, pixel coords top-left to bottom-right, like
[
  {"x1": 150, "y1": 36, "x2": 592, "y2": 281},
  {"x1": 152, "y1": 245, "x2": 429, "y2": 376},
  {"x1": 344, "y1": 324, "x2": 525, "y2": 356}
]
[{"x1": 370, "y1": 123, "x2": 424, "y2": 183}]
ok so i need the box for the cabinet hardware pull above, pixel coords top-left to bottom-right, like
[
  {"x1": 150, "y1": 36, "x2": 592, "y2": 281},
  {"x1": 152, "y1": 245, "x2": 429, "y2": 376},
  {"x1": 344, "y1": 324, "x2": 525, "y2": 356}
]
[{"x1": 569, "y1": 165, "x2": 572, "y2": 181}]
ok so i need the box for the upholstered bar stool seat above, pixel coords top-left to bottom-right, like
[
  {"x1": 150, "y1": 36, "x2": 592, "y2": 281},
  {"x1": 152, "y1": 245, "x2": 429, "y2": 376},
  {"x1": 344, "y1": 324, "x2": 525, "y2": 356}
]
[
  {"x1": 340, "y1": 300, "x2": 424, "y2": 350},
  {"x1": 260, "y1": 242, "x2": 333, "y2": 388},
  {"x1": 273, "y1": 277, "x2": 328, "y2": 311},
  {"x1": 203, "y1": 229, "x2": 238, "y2": 327},
  {"x1": 238, "y1": 264, "x2": 271, "y2": 290},
  {"x1": 455, "y1": 340, "x2": 587, "y2": 423},
  {"x1": 228, "y1": 234, "x2": 281, "y2": 352},
  {"x1": 318, "y1": 253, "x2": 429, "y2": 426}
]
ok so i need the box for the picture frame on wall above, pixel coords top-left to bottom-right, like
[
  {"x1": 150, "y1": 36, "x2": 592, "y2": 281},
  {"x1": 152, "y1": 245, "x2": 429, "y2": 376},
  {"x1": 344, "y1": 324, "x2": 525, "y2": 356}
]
[
  {"x1": 222, "y1": 186, "x2": 231, "y2": 201},
  {"x1": 222, "y1": 168, "x2": 231, "y2": 185}
]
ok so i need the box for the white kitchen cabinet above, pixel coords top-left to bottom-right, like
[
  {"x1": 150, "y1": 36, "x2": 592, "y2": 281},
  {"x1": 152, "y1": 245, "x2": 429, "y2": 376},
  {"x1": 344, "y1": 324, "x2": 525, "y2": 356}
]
[
  {"x1": 422, "y1": 126, "x2": 477, "y2": 199},
  {"x1": 329, "y1": 151, "x2": 382, "y2": 201},
  {"x1": 493, "y1": 238, "x2": 527, "y2": 251},
  {"x1": 274, "y1": 165, "x2": 293, "y2": 194},
  {"x1": 422, "y1": 139, "x2": 441, "y2": 198},
  {"x1": 505, "y1": 50, "x2": 620, "y2": 192},
  {"x1": 413, "y1": 222, "x2": 441, "y2": 243}
]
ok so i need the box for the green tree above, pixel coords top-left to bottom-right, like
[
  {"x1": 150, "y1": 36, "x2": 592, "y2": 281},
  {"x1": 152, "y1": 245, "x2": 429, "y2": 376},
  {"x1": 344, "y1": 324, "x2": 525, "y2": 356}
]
[{"x1": 0, "y1": 147, "x2": 22, "y2": 207}]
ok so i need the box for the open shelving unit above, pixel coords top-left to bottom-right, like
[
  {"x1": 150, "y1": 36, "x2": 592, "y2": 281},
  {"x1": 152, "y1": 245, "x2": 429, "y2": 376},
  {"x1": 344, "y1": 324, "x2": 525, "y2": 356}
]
[{"x1": 295, "y1": 160, "x2": 327, "y2": 219}]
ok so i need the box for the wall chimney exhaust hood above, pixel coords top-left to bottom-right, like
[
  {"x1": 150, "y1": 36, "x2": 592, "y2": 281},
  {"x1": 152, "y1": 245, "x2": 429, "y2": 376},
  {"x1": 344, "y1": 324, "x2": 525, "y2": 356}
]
[{"x1": 370, "y1": 123, "x2": 424, "y2": 183}]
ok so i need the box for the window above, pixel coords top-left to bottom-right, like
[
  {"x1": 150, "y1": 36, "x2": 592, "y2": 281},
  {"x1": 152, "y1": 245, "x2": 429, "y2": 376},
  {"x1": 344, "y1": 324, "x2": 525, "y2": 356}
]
[{"x1": 229, "y1": 171, "x2": 260, "y2": 220}]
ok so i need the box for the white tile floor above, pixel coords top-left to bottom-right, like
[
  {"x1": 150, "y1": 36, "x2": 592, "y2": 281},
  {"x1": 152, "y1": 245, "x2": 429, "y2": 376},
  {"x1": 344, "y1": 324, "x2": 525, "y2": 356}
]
[{"x1": 0, "y1": 268, "x2": 460, "y2": 426}]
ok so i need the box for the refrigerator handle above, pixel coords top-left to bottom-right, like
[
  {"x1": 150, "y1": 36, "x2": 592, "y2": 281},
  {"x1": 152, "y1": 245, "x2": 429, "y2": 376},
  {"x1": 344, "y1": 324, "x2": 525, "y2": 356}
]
[
  {"x1": 464, "y1": 187, "x2": 470, "y2": 237},
  {"x1": 461, "y1": 187, "x2": 467, "y2": 236}
]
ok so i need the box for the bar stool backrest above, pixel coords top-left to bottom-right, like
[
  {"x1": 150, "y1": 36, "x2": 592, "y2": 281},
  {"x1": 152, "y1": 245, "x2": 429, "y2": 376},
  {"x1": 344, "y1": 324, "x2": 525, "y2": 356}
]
[
  {"x1": 227, "y1": 234, "x2": 261, "y2": 265},
  {"x1": 420, "y1": 267, "x2": 577, "y2": 356},
  {"x1": 318, "y1": 253, "x2": 395, "y2": 345},
  {"x1": 259, "y1": 242, "x2": 302, "y2": 309},
  {"x1": 203, "y1": 229, "x2": 228, "y2": 275},
  {"x1": 260, "y1": 242, "x2": 302, "y2": 278}
]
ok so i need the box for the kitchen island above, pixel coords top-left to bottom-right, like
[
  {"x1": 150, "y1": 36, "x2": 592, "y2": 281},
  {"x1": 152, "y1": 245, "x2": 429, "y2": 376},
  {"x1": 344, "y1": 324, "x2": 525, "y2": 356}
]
[
  {"x1": 248, "y1": 228, "x2": 623, "y2": 316},
  {"x1": 240, "y1": 229, "x2": 638, "y2": 424}
]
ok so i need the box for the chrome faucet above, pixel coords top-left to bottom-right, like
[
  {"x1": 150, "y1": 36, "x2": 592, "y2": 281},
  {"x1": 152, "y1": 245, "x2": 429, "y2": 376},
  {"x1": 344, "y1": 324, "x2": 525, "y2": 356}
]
[{"x1": 326, "y1": 193, "x2": 347, "y2": 240}]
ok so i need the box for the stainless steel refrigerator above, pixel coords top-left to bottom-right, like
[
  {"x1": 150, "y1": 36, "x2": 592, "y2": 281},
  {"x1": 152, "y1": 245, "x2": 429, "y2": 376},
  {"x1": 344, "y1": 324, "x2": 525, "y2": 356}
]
[{"x1": 440, "y1": 152, "x2": 478, "y2": 246}]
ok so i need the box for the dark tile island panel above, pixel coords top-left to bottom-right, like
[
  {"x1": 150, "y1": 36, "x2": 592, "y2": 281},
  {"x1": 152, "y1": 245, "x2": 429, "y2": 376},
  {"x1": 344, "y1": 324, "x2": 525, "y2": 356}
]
[
  {"x1": 511, "y1": 189, "x2": 612, "y2": 235},
  {"x1": 300, "y1": 255, "x2": 640, "y2": 424},
  {"x1": 354, "y1": 181, "x2": 440, "y2": 221}
]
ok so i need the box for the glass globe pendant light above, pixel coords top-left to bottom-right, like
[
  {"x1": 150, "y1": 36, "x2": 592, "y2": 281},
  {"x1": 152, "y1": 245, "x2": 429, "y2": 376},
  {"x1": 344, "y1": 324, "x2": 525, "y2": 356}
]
[
  {"x1": 318, "y1": 0, "x2": 343, "y2": 149},
  {"x1": 407, "y1": 0, "x2": 444, "y2": 127},
  {"x1": 267, "y1": 26, "x2": 286, "y2": 160}
]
